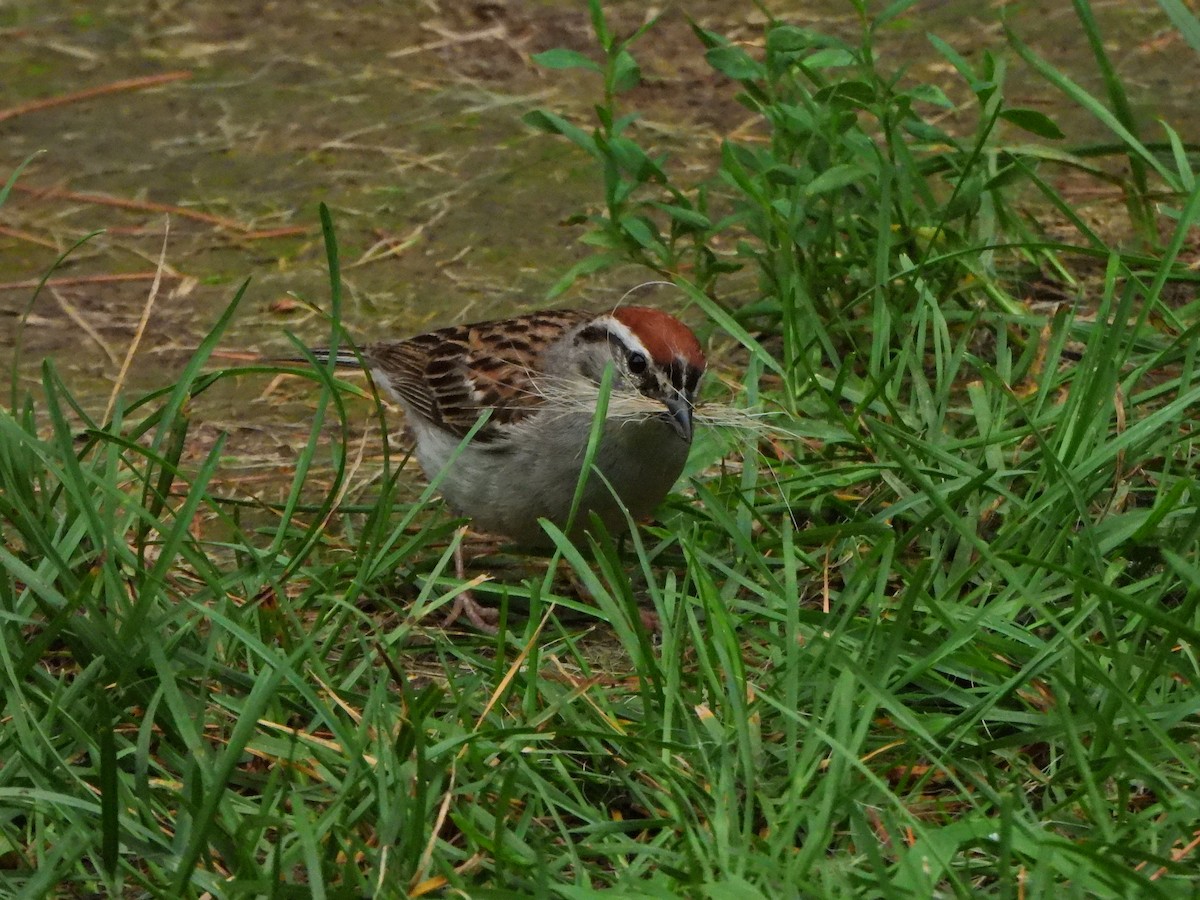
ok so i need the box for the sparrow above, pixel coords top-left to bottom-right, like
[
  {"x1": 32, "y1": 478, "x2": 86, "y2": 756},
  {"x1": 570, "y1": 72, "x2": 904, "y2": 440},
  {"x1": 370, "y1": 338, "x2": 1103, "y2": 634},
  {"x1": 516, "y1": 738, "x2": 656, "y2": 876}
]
[{"x1": 305, "y1": 306, "x2": 706, "y2": 628}]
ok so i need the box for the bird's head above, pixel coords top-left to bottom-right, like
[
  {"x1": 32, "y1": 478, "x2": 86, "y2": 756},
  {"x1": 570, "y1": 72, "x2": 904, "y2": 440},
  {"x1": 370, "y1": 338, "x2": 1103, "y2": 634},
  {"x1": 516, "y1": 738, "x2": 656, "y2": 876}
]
[{"x1": 570, "y1": 306, "x2": 706, "y2": 442}]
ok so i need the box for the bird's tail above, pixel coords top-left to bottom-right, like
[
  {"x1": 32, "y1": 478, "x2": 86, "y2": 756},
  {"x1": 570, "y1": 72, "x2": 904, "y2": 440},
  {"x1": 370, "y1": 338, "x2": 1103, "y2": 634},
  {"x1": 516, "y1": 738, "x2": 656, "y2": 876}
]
[{"x1": 278, "y1": 347, "x2": 364, "y2": 368}]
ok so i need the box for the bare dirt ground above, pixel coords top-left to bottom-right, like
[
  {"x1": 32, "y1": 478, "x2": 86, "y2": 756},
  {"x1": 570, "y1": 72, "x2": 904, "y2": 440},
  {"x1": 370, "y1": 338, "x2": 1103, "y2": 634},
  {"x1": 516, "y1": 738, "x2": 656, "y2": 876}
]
[{"x1": 3, "y1": 1, "x2": 1195, "y2": 393}]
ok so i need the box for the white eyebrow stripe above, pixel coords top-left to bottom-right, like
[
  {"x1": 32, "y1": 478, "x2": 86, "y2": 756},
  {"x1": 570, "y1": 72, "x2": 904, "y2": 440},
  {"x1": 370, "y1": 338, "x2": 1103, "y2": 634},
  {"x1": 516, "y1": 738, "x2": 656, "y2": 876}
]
[{"x1": 598, "y1": 316, "x2": 650, "y2": 358}]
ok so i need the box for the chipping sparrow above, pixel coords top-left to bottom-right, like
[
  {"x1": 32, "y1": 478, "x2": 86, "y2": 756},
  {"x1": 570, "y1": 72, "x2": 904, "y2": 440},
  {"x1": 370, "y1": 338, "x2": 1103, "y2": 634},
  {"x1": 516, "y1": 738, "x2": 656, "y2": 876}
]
[{"x1": 308, "y1": 306, "x2": 706, "y2": 627}]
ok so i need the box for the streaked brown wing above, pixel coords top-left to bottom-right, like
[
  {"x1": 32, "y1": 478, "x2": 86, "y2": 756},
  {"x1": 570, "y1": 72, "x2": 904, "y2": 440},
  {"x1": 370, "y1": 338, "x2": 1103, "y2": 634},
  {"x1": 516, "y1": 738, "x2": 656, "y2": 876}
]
[{"x1": 365, "y1": 309, "x2": 589, "y2": 440}]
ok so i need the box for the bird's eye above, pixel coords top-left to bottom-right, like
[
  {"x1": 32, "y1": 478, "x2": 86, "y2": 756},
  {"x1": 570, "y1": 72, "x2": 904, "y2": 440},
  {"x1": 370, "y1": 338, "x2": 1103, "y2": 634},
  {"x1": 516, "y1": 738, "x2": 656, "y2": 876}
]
[{"x1": 627, "y1": 351, "x2": 648, "y2": 375}]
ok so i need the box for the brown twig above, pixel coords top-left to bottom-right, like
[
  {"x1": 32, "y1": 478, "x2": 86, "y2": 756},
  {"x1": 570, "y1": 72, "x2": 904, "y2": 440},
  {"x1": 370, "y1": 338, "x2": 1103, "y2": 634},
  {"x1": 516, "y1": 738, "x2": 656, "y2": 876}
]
[
  {"x1": 50, "y1": 285, "x2": 120, "y2": 367},
  {"x1": 237, "y1": 226, "x2": 309, "y2": 240},
  {"x1": 1146, "y1": 829, "x2": 1200, "y2": 881},
  {"x1": 106, "y1": 221, "x2": 170, "y2": 421},
  {"x1": 0, "y1": 272, "x2": 183, "y2": 292},
  {"x1": 12, "y1": 184, "x2": 307, "y2": 238},
  {"x1": 0, "y1": 71, "x2": 194, "y2": 123},
  {"x1": 0, "y1": 225, "x2": 59, "y2": 249},
  {"x1": 387, "y1": 23, "x2": 507, "y2": 59}
]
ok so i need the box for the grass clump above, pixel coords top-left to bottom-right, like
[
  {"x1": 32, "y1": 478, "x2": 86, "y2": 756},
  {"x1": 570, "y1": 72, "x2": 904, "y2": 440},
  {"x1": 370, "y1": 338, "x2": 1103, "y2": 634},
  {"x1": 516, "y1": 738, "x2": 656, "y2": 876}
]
[{"x1": 4, "y1": 1, "x2": 1200, "y2": 895}]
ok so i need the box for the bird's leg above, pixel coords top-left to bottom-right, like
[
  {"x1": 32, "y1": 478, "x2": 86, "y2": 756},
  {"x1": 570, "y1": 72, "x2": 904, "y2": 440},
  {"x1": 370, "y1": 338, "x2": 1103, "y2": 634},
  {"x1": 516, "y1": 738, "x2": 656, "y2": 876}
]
[{"x1": 441, "y1": 535, "x2": 500, "y2": 633}]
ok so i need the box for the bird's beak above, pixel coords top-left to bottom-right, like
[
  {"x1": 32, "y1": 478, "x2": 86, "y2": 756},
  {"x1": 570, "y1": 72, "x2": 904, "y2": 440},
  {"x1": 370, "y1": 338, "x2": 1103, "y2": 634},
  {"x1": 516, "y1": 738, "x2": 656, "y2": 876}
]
[{"x1": 663, "y1": 395, "x2": 694, "y2": 443}]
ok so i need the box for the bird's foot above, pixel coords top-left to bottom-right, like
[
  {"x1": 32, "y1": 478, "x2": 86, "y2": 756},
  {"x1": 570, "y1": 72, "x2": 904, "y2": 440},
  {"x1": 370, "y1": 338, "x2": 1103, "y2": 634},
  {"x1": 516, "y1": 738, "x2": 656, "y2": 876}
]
[
  {"x1": 441, "y1": 590, "x2": 500, "y2": 633},
  {"x1": 439, "y1": 535, "x2": 500, "y2": 633}
]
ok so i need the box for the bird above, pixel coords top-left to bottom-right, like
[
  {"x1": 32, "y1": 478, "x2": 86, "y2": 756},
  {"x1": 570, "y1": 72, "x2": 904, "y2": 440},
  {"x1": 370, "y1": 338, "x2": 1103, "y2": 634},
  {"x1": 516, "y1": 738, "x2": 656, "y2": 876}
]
[{"x1": 301, "y1": 306, "x2": 706, "y2": 630}]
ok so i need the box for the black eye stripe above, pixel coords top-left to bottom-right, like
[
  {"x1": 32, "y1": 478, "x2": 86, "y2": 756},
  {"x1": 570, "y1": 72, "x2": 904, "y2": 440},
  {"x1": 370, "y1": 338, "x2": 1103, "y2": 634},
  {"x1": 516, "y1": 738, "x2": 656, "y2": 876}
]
[
  {"x1": 576, "y1": 325, "x2": 655, "y2": 372},
  {"x1": 575, "y1": 325, "x2": 610, "y2": 345}
]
